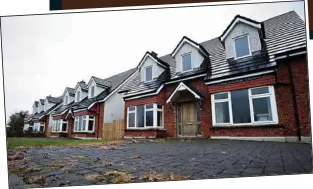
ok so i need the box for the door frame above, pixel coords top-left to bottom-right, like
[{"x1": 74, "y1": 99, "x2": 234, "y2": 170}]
[{"x1": 176, "y1": 101, "x2": 201, "y2": 137}]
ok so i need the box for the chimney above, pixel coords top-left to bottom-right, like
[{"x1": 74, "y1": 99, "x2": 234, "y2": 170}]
[{"x1": 150, "y1": 51, "x2": 158, "y2": 57}]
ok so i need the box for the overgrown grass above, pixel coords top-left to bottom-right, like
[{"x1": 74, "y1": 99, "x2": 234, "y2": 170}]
[{"x1": 7, "y1": 138, "x2": 109, "y2": 148}]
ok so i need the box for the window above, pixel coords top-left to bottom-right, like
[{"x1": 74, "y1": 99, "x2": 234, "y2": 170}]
[
  {"x1": 182, "y1": 53, "x2": 192, "y2": 72},
  {"x1": 90, "y1": 86, "x2": 95, "y2": 98},
  {"x1": 145, "y1": 66, "x2": 152, "y2": 82},
  {"x1": 127, "y1": 103, "x2": 164, "y2": 129},
  {"x1": 76, "y1": 91, "x2": 80, "y2": 102},
  {"x1": 234, "y1": 35, "x2": 251, "y2": 58},
  {"x1": 74, "y1": 115, "x2": 95, "y2": 132},
  {"x1": 64, "y1": 95, "x2": 68, "y2": 105},
  {"x1": 40, "y1": 123, "x2": 45, "y2": 132},
  {"x1": 52, "y1": 120, "x2": 67, "y2": 132},
  {"x1": 212, "y1": 86, "x2": 278, "y2": 126}
]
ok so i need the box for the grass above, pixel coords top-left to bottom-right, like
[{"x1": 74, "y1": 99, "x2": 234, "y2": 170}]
[{"x1": 7, "y1": 138, "x2": 109, "y2": 148}]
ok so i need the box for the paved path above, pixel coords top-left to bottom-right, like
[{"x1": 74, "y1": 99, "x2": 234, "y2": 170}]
[{"x1": 7, "y1": 139, "x2": 312, "y2": 188}]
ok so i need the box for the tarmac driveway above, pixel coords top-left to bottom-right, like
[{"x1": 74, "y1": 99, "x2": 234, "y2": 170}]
[{"x1": 7, "y1": 139, "x2": 312, "y2": 188}]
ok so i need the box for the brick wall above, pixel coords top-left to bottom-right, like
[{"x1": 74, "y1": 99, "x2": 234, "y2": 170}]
[{"x1": 123, "y1": 54, "x2": 310, "y2": 139}]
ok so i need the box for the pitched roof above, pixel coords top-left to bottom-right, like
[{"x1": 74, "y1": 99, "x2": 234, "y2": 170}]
[
  {"x1": 91, "y1": 76, "x2": 112, "y2": 88},
  {"x1": 57, "y1": 68, "x2": 137, "y2": 112},
  {"x1": 120, "y1": 11, "x2": 306, "y2": 96},
  {"x1": 66, "y1": 87, "x2": 75, "y2": 96},
  {"x1": 46, "y1": 96, "x2": 62, "y2": 104},
  {"x1": 76, "y1": 81, "x2": 88, "y2": 92},
  {"x1": 34, "y1": 101, "x2": 39, "y2": 107}
]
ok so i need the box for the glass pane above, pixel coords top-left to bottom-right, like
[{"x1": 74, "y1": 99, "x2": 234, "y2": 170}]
[
  {"x1": 128, "y1": 113, "x2": 135, "y2": 127},
  {"x1": 40, "y1": 126, "x2": 44, "y2": 132},
  {"x1": 129, "y1": 106, "x2": 135, "y2": 111},
  {"x1": 235, "y1": 36, "x2": 250, "y2": 58},
  {"x1": 146, "y1": 111, "x2": 154, "y2": 127},
  {"x1": 253, "y1": 97, "x2": 273, "y2": 121},
  {"x1": 251, "y1": 87, "x2": 270, "y2": 95},
  {"x1": 137, "y1": 105, "x2": 144, "y2": 127},
  {"x1": 214, "y1": 93, "x2": 228, "y2": 100},
  {"x1": 145, "y1": 66, "x2": 152, "y2": 81},
  {"x1": 157, "y1": 104, "x2": 163, "y2": 109},
  {"x1": 62, "y1": 123, "x2": 67, "y2": 131},
  {"x1": 182, "y1": 54, "x2": 192, "y2": 71},
  {"x1": 146, "y1": 104, "x2": 153, "y2": 109},
  {"x1": 82, "y1": 119, "x2": 86, "y2": 131},
  {"x1": 215, "y1": 102, "x2": 230, "y2": 123},
  {"x1": 157, "y1": 111, "x2": 163, "y2": 127},
  {"x1": 88, "y1": 120, "x2": 94, "y2": 131},
  {"x1": 79, "y1": 116, "x2": 82, "y2": 131},
  {"x1": 231, "y1": 89, "x2": 251, "y2": 123},
  {"x1": 91, "y1": 86, "x2": 95, "y2": 97}
]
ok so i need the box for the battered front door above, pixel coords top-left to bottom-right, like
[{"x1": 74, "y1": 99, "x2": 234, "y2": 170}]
[{"x1": 181, "y1": 102, "x2": 197, "y2": 137}]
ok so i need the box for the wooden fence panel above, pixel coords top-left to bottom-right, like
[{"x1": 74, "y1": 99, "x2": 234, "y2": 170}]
[{"x1": 102, "y1": 119, "x2": 125, "y2": 140}]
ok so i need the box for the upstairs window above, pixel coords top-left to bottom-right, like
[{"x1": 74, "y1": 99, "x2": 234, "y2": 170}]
[
  {"x1": 90, "y1": 86, "x2": 95, "y2": 98},
  {"x1": 182, "y1": 53, "x2": 192, "y2": 72},
  {"x1": 145, "y1": 66, "x2": 152, "y2": 82},
  {"x1": 234, "y1": 35, "x2": 251, "y2": 59},
  {"x1": 76, "y1": 91, "x2": 80, "y2": 102}
]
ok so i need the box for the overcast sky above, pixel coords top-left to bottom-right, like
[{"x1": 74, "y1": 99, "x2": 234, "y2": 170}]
[{"x1": 1, "y1": 1, "x2": 305, "y2": 121}]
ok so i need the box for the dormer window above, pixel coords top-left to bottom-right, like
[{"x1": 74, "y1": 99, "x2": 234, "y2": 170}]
[
  {"x1": 90, "y1": 86, "x2": 95, "y2": 98},
  {"x1": 234, "y1": 35, "x2": 251, "y2": 59},
  {"x1": 182, "y1": 53, "x2": 192, "y2": 72},
  {"x1": 76, "y1": 91, "x2": 80, "y2": 102},
  {"x1": 145, "y1": 66, "x2": 152, "y2": 82}
]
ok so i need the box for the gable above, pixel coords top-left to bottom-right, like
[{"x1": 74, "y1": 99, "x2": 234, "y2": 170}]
[
  {"x1": 174, "y1": 42, "x2": 204, "y2": 73},
  {"x1": 139, "y1": 56, "x2": 165, "y2": 81},
  {"x1": 88, "y1": 79, "x2": 105, "y2": 98},
  {"x1": 224, "y1": 22, "x2": 261, "y2": 59}
]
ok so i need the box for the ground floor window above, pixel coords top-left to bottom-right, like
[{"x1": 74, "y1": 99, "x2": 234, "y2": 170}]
[
  {"x1": 127, "y1": 103, "x2": 164, "y2": 129},
  {"x1": 33, "y1": 123, "x2": 44, "y2": 133},
  {"x1": 211, "y1": 86, "x2": 278, "y2": 126},
  {"x1": 74, "y1": 115, "x2": 95, "y2": 132},
  {"x1": 52, "y1": 120, "x2": 67, "y2": 132}
]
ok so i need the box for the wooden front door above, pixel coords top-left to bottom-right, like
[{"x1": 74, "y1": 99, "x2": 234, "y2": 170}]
[{"x1": 181, "y1": 102, "x2": 197, "y2": 137}]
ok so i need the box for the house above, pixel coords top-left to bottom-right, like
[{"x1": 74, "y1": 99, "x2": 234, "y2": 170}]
[
  {"x1": 50, "y1": 68, "x2": 137, "y2": 139},
  {"x1": 24, "y1": 96, "x2": 62, "y2": 136},
  {"x1": 118, "y1": 11, "x2": 311, "y2": 143}
]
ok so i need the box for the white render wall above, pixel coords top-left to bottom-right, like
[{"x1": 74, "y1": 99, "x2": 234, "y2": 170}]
[
  {"x1": 174, "y1": 42, "x2": 204, "y2": 73},
  {"x1": 224, "y1": 22, "x2": 261, "y2": 59},
  {"x1": 103, "y1": 92, "x2": 125, "y2": 123},
  {"x1": 63, "y1": 90, "x2": 74, "y2": 105}
]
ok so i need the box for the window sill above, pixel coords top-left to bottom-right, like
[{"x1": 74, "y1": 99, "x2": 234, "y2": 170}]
[
  {"x1": 72, "y1": 131, "x2": 95, "y2": 134},
  {"x1": 126, "y1": 127, "x2": 165, "y2": 131},
  {"x1": 52, "y1": 131, "x2": 68, "y2": 133},
  {"x1": 211, "y1": 123, "x2": 283, "y2": 129}
]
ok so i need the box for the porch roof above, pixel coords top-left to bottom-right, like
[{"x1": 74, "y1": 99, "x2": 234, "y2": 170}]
[{"x1": 166, "y1": 82, "x2": 204, "y2": 103}]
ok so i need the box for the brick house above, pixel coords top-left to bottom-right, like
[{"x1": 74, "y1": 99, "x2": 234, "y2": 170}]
[
  {"x1": 49, "y1": 68, "x2": 137, "y2": 139},
  {"x1": 118, "y1": 11, "x2": 311, "y2": 143},
  {"x1": 24, "y1": 96, "x2": 62, "y2": 137}
]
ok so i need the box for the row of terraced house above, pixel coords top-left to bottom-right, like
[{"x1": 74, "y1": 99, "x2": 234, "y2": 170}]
[{"x1": 24, "y1": 11, "x2": 312, "y2": 143}]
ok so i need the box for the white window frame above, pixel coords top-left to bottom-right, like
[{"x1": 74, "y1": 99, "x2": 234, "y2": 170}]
[
  {"x1": 52, "y1": 120, "x2": 68, "y2": 133},
  {"x1": 39, "y1": 123, "x2": 45, "y2": 133},
  {"x1": 211, "y1": 86, "x2": 278, "y2": 126},
  {"x1": 127, "y1": 103, "x2": 164, "y2": 129},
  {"x1": 234, "y1": 35, "x2": 252, "y2": 60},
  {"x1": 73, "y1": 115, "x2": 95, "y2": 133},
  {"x1": 145, "y1": 66, "x2": 153, "y2": 82},
  {"x1": 181, "y1": 52, "x2": 192, "y2": 73}
]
